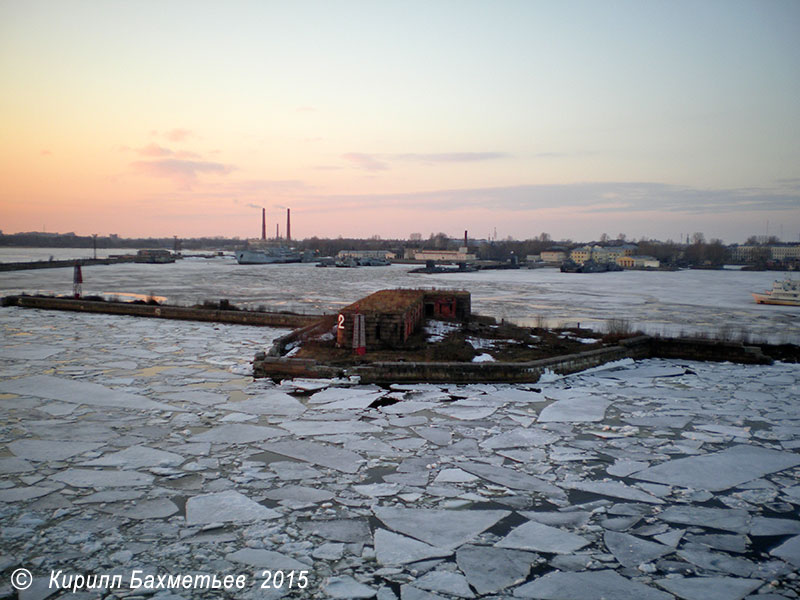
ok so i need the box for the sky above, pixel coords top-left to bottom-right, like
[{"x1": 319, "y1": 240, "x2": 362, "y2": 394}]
[{"x1": 1, "y1": 0, "x2": 799, "y2": 244}]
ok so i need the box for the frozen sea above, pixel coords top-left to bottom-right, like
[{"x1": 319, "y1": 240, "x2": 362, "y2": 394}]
[
  {"x1": 0, "y1": 248, "x2": 798, "y2": 343},
  {"x1": 2, "y1": 286, "x2": 800, "y2": 598}
]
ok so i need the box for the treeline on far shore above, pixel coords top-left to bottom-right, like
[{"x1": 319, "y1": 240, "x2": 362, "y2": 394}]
[
  {"x1": 2, "y1": 231, "x2": 797, "y2": 269},
  {"x1": 0, "y1": 232, "x2": 242, "y2": 251}
]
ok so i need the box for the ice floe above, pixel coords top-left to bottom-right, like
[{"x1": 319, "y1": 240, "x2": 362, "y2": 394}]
[
  {"x1": 374, "y1": 507, "x2": 510, "y2": 549},
  {"x1": 184, "y1": 490, "x2": 281, "y2": 524},
  {"x1": 631, "y1": 445, "x2": 800, "y2": 491},
  {"x1": 2, "y1": 306, "x2": 799, "y2": 598},
  {"x1": 513, "y1": 569, "x2": 671, "y2": 599},
  {"x1": 495, "y1": 520, "x2": 590, "y2": 554}
]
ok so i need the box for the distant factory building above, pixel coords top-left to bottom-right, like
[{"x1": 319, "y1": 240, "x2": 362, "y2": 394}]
[{"x1": 336, "y1": 289, "x2": 471, "y2": 349}]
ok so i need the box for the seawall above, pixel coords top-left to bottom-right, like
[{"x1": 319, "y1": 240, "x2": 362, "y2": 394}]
[
  {"x1": 0, "y1": 257, "x2": 136, "y2": 271},
  {"x1": 3, "y1": 296, "x2": 322, "y2": 329},
  {"x1": 252, "y1": 335, "x2": 781, "y2": 384}
]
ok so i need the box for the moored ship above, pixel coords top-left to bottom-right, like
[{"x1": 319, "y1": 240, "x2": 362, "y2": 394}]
[
  {"x1": 235, "y1": 247, "x2": 302, "y2": 264},
  {"x1": 752, "y1": 277, "x2": 800, "y2": 306}
]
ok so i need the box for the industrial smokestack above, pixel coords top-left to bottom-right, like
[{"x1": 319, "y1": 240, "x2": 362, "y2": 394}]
[
  {"x1": 286, "y1": 208, "x2": 291, "y2": 243},
  {"x1": 261, "y1": 208, "x2": 266, "y2": 241},
  {"x1": 464, "y1": 230, "x2": 468, "y2": 248}
]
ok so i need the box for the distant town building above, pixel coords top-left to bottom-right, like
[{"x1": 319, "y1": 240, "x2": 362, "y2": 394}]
[
  {"x1": 730, "y1": 244, "x2": 800, "y2": 264},
  {"x1": 540, "y1": 248, "x2": 568, "y2": 264},
  {"x1": 409, "y1": 248, "x2": 476, "y2": 262},
  {"x1": 571, "y1": 244, "x2": 637, "y2": 265},
  {"x1": 617, "y1": 255, "x2": 660, "y2": 269}
]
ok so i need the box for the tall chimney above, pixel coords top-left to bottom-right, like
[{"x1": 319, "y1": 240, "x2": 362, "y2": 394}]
[
  {"x1": 464, "y1": 230, "x2": 468, "y2": 248},
  {"x1": 276, "y1": 224, "x2": 279, "y2": 240},
  {"x1": 261, "y1": 208, "x2": 266, "y2": 241},
  {"x1": 286, "y1": 208, "x2": 291, "y2": 243}
]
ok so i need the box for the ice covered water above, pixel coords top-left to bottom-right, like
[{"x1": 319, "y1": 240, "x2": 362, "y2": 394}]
[
  {"x1": 1, "y1": 305, "x2": 799, "y2": 598},
  {"x1": 1, "y1": 258, "x2": 797, "y2": 342}
]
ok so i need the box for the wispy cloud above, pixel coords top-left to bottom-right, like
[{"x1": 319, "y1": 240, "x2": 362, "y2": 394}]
[
  {"x1": 342, "y1": 153, "x2": 389, "y2": 171},
  {"x1": 132, "y1": 159, "x2": 234, "y2": 186},
  {"x1": 137, "y1": 143, "x2": 173, "y2": 157},
  {"x1": 395, "y1": 152, "x2": 509, "y2": 164},
  {"x1": 304, "y1": 181, "x2": 799, "y2": 216},
  {"x1": 342, "y1": 151, "x2": 510, "y2": 171},
  {"x1": 165, "y1": 128, "x2": 193, "y2": 142}
]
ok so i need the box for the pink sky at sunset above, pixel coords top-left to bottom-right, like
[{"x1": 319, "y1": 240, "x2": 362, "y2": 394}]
[{"x1": 1, "y1": 1, "x2": 798, "y2": 243}]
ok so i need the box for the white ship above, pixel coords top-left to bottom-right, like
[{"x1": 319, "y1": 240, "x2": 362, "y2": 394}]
[{"x1": 752, "y1": 277, "x2": 800, "y2": 306}]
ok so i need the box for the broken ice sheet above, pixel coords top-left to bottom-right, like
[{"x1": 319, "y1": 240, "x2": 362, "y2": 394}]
[
  {"x1": 658, "y1": 506, "x2": 750, "y2": 533},
  {"x1": 260, "y1": 439, "x2": 364, "y2": 473},
  {"x1": 656, "y1": 576, "x2": 763, "y2": 600},
  {"x1": 189, "y1": 424, "x2": 287, "y2": 443},
  {"x1": 604, "y1": 530, "x2": 671, "y2": 567},
  {"x1": 414, "y1": 570, "x2": 475, "y2": 598},
  {"x1": 0, "y1": 486, "x2": 62, "y2": 502},
  {"x1": 607, "y1": 459, "x2": 649, "y2": 477},
  {"x1": 373, "y1": 506, "x2": 510, "y2": 549},
  {"x1": 307, "y1": 385, "x2": 382, "y2": 404},
  {"x1": 0, "y1": 457, "x2": 34, "y2": 474},
  {"x1": 0, "y1": 375, "x2": 182, "y2": 412},
  {"x1": 412, "y1": 426, "x2": 452, "y2": 446},
  {"x1": 631, "y1": 444, "x2": 800, "y2": 491},
  {"x1": 81, "y1": 445, "x2": 184, "y2": 469},
  {"x1": 480, "y1": 428, "x2": 559, "y2": 449},
  {"x1": 226, "y1": 548, "x2": 310, "y2": 569},
  {"x1": 514, "y1": 569, "x2": 672, "y2": 600},
  {"x1": 458, "y1": 461, "x2": 566, "y2": 499},
  {"x1": 219, "y1": 392, "x2": 306, "y2": 416},
  {"x1": 279, "y1": 419, "x2": 382, "y2": 436},
  {"x1": 50, "y1": 468, "x2": 154, "y2": 488},
  {"x1": 354, "y1": 483, "x2": 401, "y2": 497},
  {"x1": 537, "y1": 394, "x2": 610, "y2": 422},
  {"x1": 562, "y1": 480, "x2": 664, "y2": 504},
  {"x1": 297, "y1": 518, "x2": 372, "y2": 543},
  {"x1": 373, "y1": 528, "x2": 451, "y2": 566},
  {"x1": 433, "y1": 469, "x2": 478, "y2": 484},
  {"x1": 519, "y1": 510, "x2": 591, "y2": 528},
  {"x1": 455, "y1": 544, "x2": 536, "y2": 596},
  {"x1": 312, "y1": 390, "x2": 385, "y2": 410},
  {"x1": 434, "y1": 403, "x2": 498, "y2": 421},
  {"x1": 495, "y1": 520, "x2": 590, "y2": 554},
  {"x1": 185, "y1": 490, "x2": 280, "y2": 525},
  {"x1": 160, "y1": 390, "x2": 228, "y2": 406},
  {"x1": 102, "y1": 498, "x2": 179, "y2": 519},
  {"x1": 769, "y1": 534, "x2": 800, "y2": 567},
  {"x1": 262, "y1": 485, "x2": 334, "y2": 504},
  {"x1": 324, "y1": 575, "x2": 376, "y2": 599}
]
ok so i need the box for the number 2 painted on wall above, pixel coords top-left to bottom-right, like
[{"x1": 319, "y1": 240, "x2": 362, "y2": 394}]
[{"x1": 337, "y1": 314, "x2": 345, "y2": 329}]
